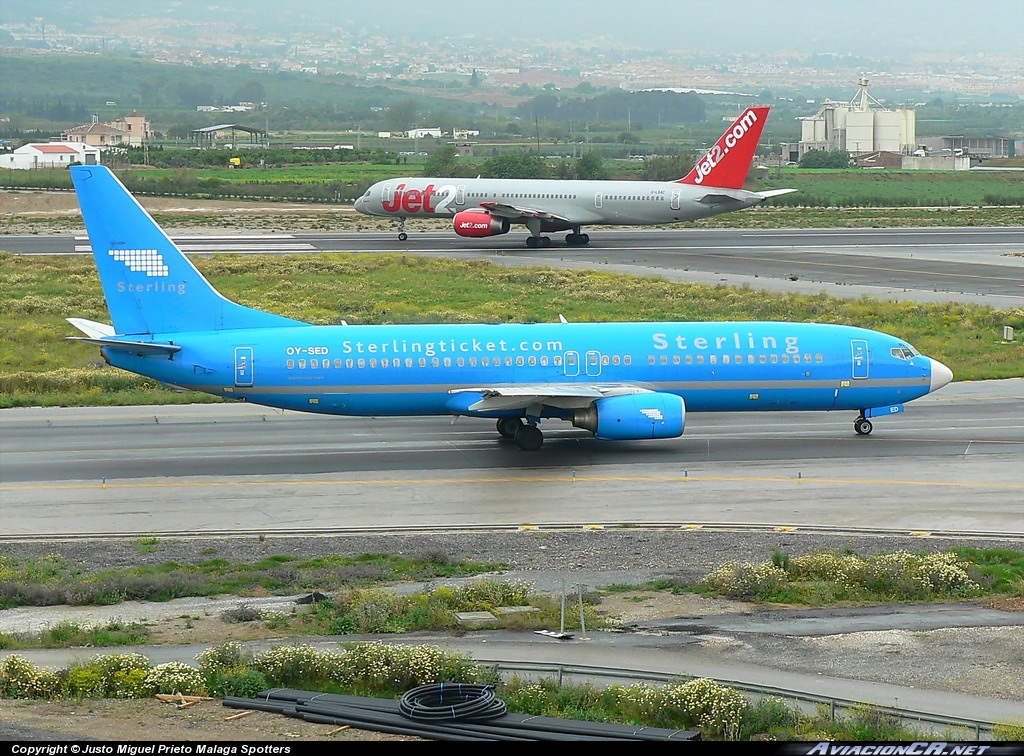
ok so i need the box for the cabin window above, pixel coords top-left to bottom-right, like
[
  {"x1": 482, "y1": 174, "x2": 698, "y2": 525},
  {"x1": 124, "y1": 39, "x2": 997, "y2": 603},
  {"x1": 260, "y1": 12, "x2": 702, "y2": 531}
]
[
  {"x1": 481, "y1": 356, "x2": 489, "y2": 366},
  {"x1": 623, "y1": 355, "x2": 631, "y2": 366},
  {"x1": 696, "y1": 355, "x2": 703, "y2": 365},
  {"x1": 369, "y1": 359, "x2": 377, "y2": 368},
  {"x1": 334, "y1": 359, "x2": 342, "y2": 368},
  {"x1": 612, "y1": 355, "x2": 620, "y2": 365},
  {"x1": 759, "y1": 355, "x2": 766, "y2": 364},
  {"x1": 528, "y1": 356, "x2": 536, "y2": 366},
  {"x1": 298, "y1": 359, "x2": 307, "y2": 369},
  {"x1": 648, "y1": 355, "x2": 656, "y2": 365},
  {"x1": 782, "y1": 355, "x2": 789, "y2": 363},
  {"x1": 469, "y1": 357, "x2": 477, "y2": 367},
  {"x1": 816, "y1": 354, "x2": 823, "y2": 363},
  {"x1": 346, "y1": 359, "x2": 354, "y2": 369},
  {"x1": 771, "y1": 355, "x2": 778, "y2": 364},
  {"x1": 287, "y1": 360, "x2": 295, "y2": 369},
  {"x1": 381, "y1": 358, "x2": 389, "y2": 368},
  {"x1": 406, "y1": 358, "x2": 413, "y2": 368},
  {"x1": 505, "y1": 357, "x2": 513, "y2": 367},
  {"x1": 444, "y1": 358, "x2": 452, "y2": 367},
  {"x1": 516, "y1": 356, "x2": 524, "y2": 366},
  {"x1": 541, "y1": 356, "x2": 549, "y2": 366},
  {"x1": 710, "y1": 355, "x2": 717, "y2": 365},
  {"x1": 554, "y1": 356, "x2": 562, "y2": 366},
  {"x1": 685, "y1": 355, "x2": 693, "y2": 365},
  {"x1": 660, "y1": 355, "x2": 668, "y2": 365}
]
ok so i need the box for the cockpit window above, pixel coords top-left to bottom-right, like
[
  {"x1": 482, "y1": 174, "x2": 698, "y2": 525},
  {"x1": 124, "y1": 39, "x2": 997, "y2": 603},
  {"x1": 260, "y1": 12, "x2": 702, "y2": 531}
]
[{"x1": 890, "y1": 346, "x2": 920, "y2": 360}]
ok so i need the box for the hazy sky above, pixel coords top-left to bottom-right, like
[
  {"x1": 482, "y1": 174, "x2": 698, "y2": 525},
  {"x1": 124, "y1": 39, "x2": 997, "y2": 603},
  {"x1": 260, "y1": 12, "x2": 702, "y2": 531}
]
[
  {"x1": 14, "y1": 0, "x2": 1024, "y2": 58},
  {"x1": 313, "y1": 0, "x2": 1021, "y2": 57}
]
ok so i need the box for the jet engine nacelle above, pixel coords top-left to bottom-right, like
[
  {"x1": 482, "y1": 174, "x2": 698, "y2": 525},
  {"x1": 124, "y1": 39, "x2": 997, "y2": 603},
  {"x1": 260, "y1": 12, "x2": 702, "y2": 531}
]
[
  {"x1": 572, "y1": 393, "x2": 685, "y2": 440},
  {"x1": 453, "y1": 210, "x2": 510, "y2": 238}
]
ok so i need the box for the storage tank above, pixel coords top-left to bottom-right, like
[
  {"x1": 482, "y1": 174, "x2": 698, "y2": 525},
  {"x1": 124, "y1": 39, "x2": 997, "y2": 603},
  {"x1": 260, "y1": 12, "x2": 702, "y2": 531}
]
[
  {"x1": 846, "y1": 110, "x2": 874, "y2": 153},
  {"x1": 899, "y1": 109, "x2": 917, "y2": 152},
  {"x1": 874, "y1": 111, "x2": 902, "y2": 152}
]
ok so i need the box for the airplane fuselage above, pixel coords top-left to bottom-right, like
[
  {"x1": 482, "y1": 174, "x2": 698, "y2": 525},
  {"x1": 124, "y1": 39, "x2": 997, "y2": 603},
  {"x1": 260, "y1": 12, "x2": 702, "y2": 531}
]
[
  {"x1": 104, "y1": 320, "x2": 939, "y2": 420},
  {"x1": 355, "y1": 177, "x2": 764, "y2": 228}
]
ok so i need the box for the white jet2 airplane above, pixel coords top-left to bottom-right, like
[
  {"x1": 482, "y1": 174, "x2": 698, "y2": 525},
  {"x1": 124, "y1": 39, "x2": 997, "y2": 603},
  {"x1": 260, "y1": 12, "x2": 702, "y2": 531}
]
[
  {"x1": 68, "y1": 165, "x2": 951, "y2": 450},
  {"x1": 355, "y1": 106, "x2": 795, "y2": 248}
]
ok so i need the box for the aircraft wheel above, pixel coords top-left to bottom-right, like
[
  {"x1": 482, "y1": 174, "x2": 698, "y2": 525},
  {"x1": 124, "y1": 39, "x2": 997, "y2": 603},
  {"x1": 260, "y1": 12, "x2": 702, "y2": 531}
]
[
  {"x1": 540, "y1": 236, "x2": 552, "y2": 248},
  {"x1": 496, "y1": 417, "x2": 522, "y2": 439},
  {"x1": 398, "y1": 232, "x2": 408, "y2": 241},
  {"x1": 515, "y1": 424, "x2": 544, "y2": 451},
  {"x1": 526, "y1": 236, "x2": 538, "y2": 248},
  {"x1": 854, "y1": 417, "x2": 873, "y2": 435},
  {"x1": 580, "y1": 233, "x2": 590, "y2": 244}
]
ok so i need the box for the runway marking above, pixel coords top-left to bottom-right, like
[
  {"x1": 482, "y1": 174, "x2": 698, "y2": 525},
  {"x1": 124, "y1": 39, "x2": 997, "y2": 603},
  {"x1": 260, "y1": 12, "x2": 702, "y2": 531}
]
[{"x1": 5, "y1": 475, "x2": 1022, "y2": 491}]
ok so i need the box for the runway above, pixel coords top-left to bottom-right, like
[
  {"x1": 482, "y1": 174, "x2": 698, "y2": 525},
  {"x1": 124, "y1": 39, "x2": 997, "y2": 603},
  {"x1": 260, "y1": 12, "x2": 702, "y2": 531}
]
[
  {"x1": 2, "y1": 379, "x2": 1021, "y2": 538},
  {"x1": 4, "y1": 225, "x2": 1023, "y2": 306}
]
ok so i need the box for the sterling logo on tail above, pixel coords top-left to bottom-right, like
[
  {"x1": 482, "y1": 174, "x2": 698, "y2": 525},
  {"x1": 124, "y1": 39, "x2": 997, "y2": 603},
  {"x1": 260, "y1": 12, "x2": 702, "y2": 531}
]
[{"x1": 109, "y1": 248, "x2": 169, "y2": 276}]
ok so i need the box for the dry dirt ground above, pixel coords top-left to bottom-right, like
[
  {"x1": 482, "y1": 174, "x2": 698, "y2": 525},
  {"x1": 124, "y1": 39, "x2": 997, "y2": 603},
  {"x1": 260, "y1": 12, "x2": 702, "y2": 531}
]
[{"x1": 0, "y1": 188, "x2": 435, "y2": 236}]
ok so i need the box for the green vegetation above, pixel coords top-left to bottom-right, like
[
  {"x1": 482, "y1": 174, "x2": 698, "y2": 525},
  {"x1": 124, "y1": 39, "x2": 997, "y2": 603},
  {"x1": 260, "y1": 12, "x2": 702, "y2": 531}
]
[
  {"x1": 0, "y1": 640, "x2": 1018, "y2": 741},
  {"x1": 0, "y1": 253, "x2": 1020, "y2": 409},
  {"x1": 1, "y1": 546, "x2": 1021, "y2": 740},
  {"x1": 0, "y1": 546, "x2": 1019, "y2": 643},
  {"x1": 0, "y1": 550, "x2": 510, "y2": 611}
]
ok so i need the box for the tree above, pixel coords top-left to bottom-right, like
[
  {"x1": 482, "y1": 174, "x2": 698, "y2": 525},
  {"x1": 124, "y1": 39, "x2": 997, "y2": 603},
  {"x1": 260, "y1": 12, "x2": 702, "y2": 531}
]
[
  {"x1": 479, "y1": 151, "x2": 552, "y2": 179},
  {"x1": 575, "y1": 151, "x2": 608, "y2": 180},
  {"x1": 385, "y1": 99, "x2": 419, "y2": 133},
  {"x1": 422, "y1": 145, "x2": 460, "y2": 177},
  {"x1": 799, "y1": 149, "x2": 852, "y2": 169},
  {"x1": 641, "y1": 154, "x2": 693, "y2": 181}
]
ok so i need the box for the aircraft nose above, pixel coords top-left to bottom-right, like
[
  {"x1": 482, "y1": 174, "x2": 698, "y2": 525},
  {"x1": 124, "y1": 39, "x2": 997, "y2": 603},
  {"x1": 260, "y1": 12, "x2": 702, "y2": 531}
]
[{"x1": 928, "y1": 358, "x2": 953, "y2": 393}]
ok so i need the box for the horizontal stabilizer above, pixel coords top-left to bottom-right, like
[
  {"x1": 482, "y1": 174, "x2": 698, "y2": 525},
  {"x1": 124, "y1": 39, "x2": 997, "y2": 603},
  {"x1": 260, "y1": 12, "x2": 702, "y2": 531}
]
[
  {"x1": 66, "y1": 317, "x2": 115, "y2": 339},
  {"x1": 757, "y1": 188, "x2": 798, "y2": 199},
  {"x1": 67, "y1": 336, "x2": 182, "y2": 356},
  {"x1": 695, "y1": 189, "x2": 751, "y2": 205}
]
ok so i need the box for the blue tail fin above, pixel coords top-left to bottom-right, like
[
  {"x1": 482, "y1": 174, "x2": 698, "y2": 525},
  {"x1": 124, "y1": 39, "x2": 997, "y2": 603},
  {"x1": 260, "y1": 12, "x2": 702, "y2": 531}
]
[{"x1": 70, "y1": 165, "x2": 307, "y2": 336}]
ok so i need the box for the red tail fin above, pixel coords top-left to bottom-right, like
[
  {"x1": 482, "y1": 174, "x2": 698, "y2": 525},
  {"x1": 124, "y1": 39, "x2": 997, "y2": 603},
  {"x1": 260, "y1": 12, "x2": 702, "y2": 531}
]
[{"x1": 678, "y1": 106, "x2": 770, "y2": 189}]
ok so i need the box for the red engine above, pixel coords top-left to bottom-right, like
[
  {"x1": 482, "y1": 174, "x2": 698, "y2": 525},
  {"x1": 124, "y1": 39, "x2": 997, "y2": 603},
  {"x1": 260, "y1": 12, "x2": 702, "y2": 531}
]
[{"x1": 453, "y1": 210, "x2": 510, "y2": 238}]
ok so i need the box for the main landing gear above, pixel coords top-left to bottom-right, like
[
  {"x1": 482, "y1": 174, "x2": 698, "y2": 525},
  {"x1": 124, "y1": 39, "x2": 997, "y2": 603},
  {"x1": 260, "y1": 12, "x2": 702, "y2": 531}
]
[
  {"x1": 854, "y1": 415, "x2": 873, "y2": 435},
  {"x1": 522, "y1": 231, "x2": 590, "y2": 248},
  {"x1": 395, "y1": 217, "x2": 408, "y2": 242},
  {"x1": 496, "y1": 417, "x2": 544, "y2": 450}
]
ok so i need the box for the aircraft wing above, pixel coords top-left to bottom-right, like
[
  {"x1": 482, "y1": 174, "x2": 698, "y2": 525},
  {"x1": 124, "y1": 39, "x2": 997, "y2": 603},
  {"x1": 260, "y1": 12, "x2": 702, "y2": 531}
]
[
  {"x1": 478, "y1": 200, "x2": 573, "y2": 225},
  {"x1": 450, "y1": 384, "x2": 651, "y2": 412}
]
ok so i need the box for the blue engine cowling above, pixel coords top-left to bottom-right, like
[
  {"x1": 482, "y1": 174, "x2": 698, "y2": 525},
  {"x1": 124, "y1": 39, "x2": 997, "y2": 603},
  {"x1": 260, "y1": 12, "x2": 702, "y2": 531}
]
[{"x1": 572, "y1": 393, "x2": 685, "y2": 440}]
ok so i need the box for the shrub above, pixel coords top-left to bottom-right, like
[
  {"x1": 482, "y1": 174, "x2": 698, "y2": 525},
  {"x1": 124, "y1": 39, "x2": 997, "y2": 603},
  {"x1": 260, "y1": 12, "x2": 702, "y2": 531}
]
[{"x1": 0, "y1": 655, "x2": 61, "y2": 699}]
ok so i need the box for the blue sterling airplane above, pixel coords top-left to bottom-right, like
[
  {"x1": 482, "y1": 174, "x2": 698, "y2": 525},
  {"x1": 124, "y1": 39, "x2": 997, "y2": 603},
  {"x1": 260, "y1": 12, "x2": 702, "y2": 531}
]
[{"x1": 67, "y1": 165, "x2": 952, "y2": 451}]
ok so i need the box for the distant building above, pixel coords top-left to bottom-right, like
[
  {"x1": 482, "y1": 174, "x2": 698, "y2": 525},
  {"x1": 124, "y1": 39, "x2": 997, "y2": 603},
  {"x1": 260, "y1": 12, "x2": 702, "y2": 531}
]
[
  {"x1": 63, "y1": 119, "x2": 130, "y2": 148},
  {"x1": 107, "y1": 111, "x2": 154, "y2": 146},
  {"x1": 404, "y1": 127, "x2": 443, "y2": 139},
  {"x1": 781, "y1": 78, "x2": 916, "y2": 161},
  {"x1": 0, "y1": 142, "x2": 100, "y2": 169}
]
